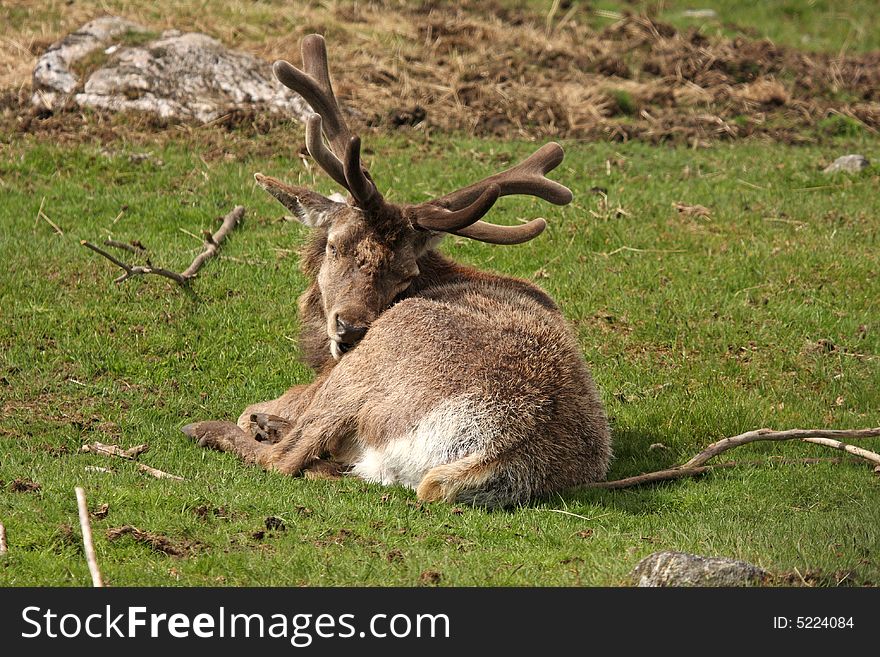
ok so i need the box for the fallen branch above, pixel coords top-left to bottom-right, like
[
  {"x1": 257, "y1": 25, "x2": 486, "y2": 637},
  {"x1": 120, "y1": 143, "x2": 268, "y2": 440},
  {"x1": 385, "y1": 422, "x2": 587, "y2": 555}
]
[
  {"x1": 81, "y1": 441, "x2": 184, "y2": 481},
  {"x1": 83, "y1": 205, "x2": 245, "y2": 286},
  {"x1": 81, "y1": 442, "x2": 149, "y2": 460},
  {"x1": 681, "y1": 428, "x2": 880, "y2": 469},
  {"x1": 0, "y1": 521, "x2": 7, "y2": 555},
  {"x1": 136, "y1": 463, "x2": 184, "y2": 481},
  {"x1": 75, "y1": 487, "x2": 103, "y2": 587},
  {"x1": 36, "y1": 196, "x2": 64, "y2": 235},
  {"x1": 581, "y1": 427, "x2": 880, "y2": 490}
]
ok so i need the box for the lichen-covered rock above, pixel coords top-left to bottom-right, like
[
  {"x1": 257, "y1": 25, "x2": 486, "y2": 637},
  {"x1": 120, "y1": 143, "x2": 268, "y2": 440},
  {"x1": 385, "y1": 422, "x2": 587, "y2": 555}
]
[
  {"x1": 31, "y1": 17, "x2": 310, "y2": 124},
  {"x1": 631, "y1": 551, "x2": 768, "y2": 587},
  {"x1": 32, "y1": 16, "x2": 145, "y2": 108},
  {"x1": 823, "y1": 154, "x2": 870, "y2": 174}
]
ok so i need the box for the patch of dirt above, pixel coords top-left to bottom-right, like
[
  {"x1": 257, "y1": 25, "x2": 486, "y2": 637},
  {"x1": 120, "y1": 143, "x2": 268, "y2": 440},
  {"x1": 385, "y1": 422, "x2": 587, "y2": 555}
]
[
  {"x1": 106, "y1": 525, "x2": 201, "y2": 556},
  {"x1": 3, "y1": 4, "x2": 878, "y2": 148},
  {"x1": 418, "y1": 569, "x2": 443, "y2": 586},
  {"x1": 9, "y1": 478, "x2": 41, "y2": 493},
  {"x1": 193, "y1": 504, "x2": 230, "y2": 520},
  {"x1": 264, "y1": 516, "x2": 286, "y2": 531},
  {"x1": 314, "y1": 528, "x2": 356, "y2": 548}
]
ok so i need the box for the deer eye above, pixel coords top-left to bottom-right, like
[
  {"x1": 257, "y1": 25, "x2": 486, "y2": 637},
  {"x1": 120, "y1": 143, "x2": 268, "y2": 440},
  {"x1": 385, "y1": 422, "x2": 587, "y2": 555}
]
[{"x1": 327, "y1": 243, "x2": 338, "y2": 257}]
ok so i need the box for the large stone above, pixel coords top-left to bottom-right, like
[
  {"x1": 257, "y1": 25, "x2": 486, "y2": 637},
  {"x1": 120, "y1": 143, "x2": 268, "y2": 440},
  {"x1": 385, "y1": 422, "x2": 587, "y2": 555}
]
[
  {"x1": 32, "y1": 17, "x2": 310, "y2": 124},
  {"x1": 631, "y1": 551, "x2": 768, "y2": 587},
  {"x1": 32, "y1": 16, "x2": 144, "y2": 108},
  {"x1": 823, "y1": 154, "x2": 870, "y2": 174}
]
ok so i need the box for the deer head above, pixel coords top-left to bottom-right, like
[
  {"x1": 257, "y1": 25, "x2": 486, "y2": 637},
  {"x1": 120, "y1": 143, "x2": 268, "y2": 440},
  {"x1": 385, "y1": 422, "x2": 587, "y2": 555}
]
[{"x1": 255, "y1": 35, "x2": 573, "y2": 361}]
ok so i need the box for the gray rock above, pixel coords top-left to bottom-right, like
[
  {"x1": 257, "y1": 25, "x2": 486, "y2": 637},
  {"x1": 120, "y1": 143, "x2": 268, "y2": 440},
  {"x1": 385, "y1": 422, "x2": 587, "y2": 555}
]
[
  {"x1": 823, "y1": 154, "x2": 870, "y2": 174},
  {"x1": 631, "y1": 551, "x2": 768, "y2": 587},
  {"x1": 32, "y1": 17, "x2": 310, "y2": 124},
  {"x1": 32, "y1": 16, "x2": 145, "y2": 108}
]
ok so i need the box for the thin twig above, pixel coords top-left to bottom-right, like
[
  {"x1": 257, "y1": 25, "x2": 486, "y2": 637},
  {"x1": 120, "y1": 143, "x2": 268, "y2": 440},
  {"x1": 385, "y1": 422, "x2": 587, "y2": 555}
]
[
  {"x1": 800, "y1": 436, "x2": 880, "y2": 465},
  {"x1": 82, "y1": 240, "x2": 189, "y2": 285},
  {"x1": 591, "y1": 245, "x2": 686, "y2": 257},
  {"x1": 38, "y1": 207, "x2": 64, "y2": 235},
  {"x1": 81, "y1": 442, "x2": 149, "y2": 460},
  {"x1": 0, "y1": 521, "x2": 7, "y2": 555},
  {"x1": 181, "y1": 206, "x2": 244, "y2": 278},
  {"x1": 579, "y1": 427, "x2": 880, "y2": 490},
  {"x1": 104, "y1": 239, "x2": 144, "y2": 255},
  {"x1": 75, "y1": 487, "x2": 103, "y2": 587},
  {"x1": 542, "y1": 509, "x2": 611, "y2": 521},
  {"x1": 136, "y1": 463, "x2": 184, "y2": 481},
  {"x1": 81, "y1": 441, "x2": 183, "y2": 481},
  {"x1": 84, "y1": 205, "x2": 245, "y2": 287},
  {"x1": 681, "y1": 428, "x2": 880, "y2": 469},
  {"x1": 34, "y1": 196, "x2": 45, "y2": 227}
]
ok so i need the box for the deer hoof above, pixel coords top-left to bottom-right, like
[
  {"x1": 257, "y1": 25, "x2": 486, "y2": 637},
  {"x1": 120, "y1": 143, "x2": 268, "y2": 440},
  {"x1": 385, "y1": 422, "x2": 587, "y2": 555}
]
[
  {"x1": 181, "y1": 421, "x2": 239, "y2": 451},
  {"x1": 250, "y1": 413, "x2": 292, "y2": 444}
]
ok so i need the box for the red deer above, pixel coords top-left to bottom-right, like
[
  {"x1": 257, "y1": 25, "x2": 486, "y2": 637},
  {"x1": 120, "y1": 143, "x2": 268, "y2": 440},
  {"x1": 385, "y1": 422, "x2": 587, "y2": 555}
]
[{"x1": 182, "y1": 35, "x2": 611, "y2": 507}]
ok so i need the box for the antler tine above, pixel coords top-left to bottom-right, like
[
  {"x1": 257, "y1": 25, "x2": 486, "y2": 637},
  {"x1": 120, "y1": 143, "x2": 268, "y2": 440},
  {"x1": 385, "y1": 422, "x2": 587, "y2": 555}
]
[
  {"x1": 305, "y1": 114, "x2": 347, "y2": 190},
  {"x1": 410, "y1": 142, "x2": 569, "y2": 245},
  {"x1": 273, "y1": 35, "x2": 381, "y2": 209},
  {"x1": 413, "y1": 185, "x2": 501, "y2": 232},
  {"x1": 454, "y1": 218, "x2": 547, "y2": 245},
  {"x1": 343, "y1": 136, "x2": 380, "y2": 209},
  {"x1": 298, "y1": 35, "x2": 351, "y2": 159},
  {"x1": 429, "y1": 143, "x2": 573, "y2": 210}
]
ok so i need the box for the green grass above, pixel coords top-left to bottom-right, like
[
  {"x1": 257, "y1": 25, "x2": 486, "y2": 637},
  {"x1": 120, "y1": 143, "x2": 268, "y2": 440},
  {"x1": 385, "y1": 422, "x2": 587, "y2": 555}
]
[
  {"x1": 1, "y1": 124, "x2": 878, "y2": 586},
  {"x1": 566, "y1": 0, "x2": 880, "y2": 53}
]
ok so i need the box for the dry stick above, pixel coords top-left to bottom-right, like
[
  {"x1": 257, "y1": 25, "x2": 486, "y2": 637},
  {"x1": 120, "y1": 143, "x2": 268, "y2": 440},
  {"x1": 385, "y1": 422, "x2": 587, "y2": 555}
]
[
  {"x1": 180, "y1": 206, "x2": 244, "y2": 278},
  {"x1": 81, "y1": 442, "x2": 184, "y2": 481},
  {"x1": 0, "y1": 521, "x2": 7, "y2": 555},
  {"x1": 81, "y1": 442, "x2": 149, "y2": 460},
  {"x1": 581, "y1": 428, "x2": 880, "y2": 490},
  {"x1": 680, "y1": 428, "x2": 880, "y2": 469},
  {"x1": 103, "y1": 239, "x2": 144, "y2": 254},
  {"x1": 83, "y1": 205, "x2": 245, "y2": 286},
  {"x1": 135, "y1": 463, "x2": 184, "y2": 481},
  {"x1": 75, "y1": 487, "x2": 104, "y2": 587}
]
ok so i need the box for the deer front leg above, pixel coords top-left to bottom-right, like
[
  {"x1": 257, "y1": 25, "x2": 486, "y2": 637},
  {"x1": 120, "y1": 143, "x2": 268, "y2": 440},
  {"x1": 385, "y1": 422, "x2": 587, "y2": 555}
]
[
  {"x1": 257, "y1": 406, "x2": 355, "y2": 476},
  {"x1": 181, "y1": 420, "x2": 271, "y2": 464},
  {"x1": 237, "y1": 384, "x2": 317, "y2": 437}
]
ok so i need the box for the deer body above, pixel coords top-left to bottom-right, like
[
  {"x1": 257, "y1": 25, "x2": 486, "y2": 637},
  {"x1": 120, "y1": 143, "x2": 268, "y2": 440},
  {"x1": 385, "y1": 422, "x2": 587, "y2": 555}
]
[{"x1": 182, "y1": 35, "x2": 611, "y2": 507}]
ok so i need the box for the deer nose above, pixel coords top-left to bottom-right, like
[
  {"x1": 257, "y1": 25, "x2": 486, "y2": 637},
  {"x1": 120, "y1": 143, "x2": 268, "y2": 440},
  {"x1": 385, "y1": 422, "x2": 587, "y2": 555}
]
[{"x1": 336, "y1": 317, "x2": 367, "y2": 345}]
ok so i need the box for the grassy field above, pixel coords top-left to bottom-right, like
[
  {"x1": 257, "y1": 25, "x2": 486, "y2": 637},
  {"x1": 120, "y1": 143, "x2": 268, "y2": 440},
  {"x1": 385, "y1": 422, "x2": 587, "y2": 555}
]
[
  {"x1": 1, "y1": 0, "x2": 879, "y2": 586},
  {"x1": 1, "y1": 128, "x2": 878, "y2": 586}
]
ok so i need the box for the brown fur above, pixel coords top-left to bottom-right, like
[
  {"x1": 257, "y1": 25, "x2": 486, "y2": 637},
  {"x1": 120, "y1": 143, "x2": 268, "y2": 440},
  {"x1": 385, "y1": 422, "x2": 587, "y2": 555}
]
[
  {"x1": 183, "y1": 193, "x2": 612, "y2": 507},
  {"x1": 182, "y1": 36, "x2": 609, "y2": 507}
]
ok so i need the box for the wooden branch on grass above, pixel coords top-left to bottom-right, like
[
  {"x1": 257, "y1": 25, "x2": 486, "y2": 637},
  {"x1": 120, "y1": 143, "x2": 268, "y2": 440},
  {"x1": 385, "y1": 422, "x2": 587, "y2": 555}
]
[
  {"x1": 75, "y1": 487, "x2": 103, "y2": 587},
  {"x1": 680, "y1": 428, "x2": 880, "y2": 469},
  {"x1": 81, "y1": 441, "x2": 184, "y2": 481},
  {"x1": 581, "y1": 427, "x2": 880, "y2": 490},
  {"x1": 81, "y1": 442, "x2": 149, "y2": 460},
  {"x1": 83, "y1": 205, "x2": 245, "y2": 287},
  {"x1": 0, "y1": 521, "x2": 7, "y2": 555}
]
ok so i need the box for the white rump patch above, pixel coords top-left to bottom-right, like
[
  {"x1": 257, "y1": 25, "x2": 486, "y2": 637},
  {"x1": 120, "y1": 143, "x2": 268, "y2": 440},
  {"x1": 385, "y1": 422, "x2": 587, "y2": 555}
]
[{"x1": 350, "y1": 397, "x2": 500, "y2": 490}]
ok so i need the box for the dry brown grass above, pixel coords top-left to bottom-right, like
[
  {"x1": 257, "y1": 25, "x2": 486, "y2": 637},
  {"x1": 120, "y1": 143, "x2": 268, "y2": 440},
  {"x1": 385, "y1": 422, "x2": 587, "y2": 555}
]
[{"x1": 2, "y1": 0, "x2": 879, "y2": 144}]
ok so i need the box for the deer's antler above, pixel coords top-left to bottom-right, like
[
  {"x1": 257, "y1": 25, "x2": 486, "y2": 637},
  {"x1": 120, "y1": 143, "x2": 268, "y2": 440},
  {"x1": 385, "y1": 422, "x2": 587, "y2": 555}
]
[
  {"x1": 410, "y1": 142, "x2": 572, "y2": 244},
  {"x1": 273, "y1": 35, "x2": 381, "y2": 210},
  {"x1": 275, "y1": 35, "x2": 572, "y2": 245}
]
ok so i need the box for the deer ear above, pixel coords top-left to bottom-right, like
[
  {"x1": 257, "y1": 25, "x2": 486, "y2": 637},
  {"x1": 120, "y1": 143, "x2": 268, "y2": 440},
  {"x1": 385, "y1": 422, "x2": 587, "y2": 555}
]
[{"x1": 254, "y1": 173, "x2": 343, "y2": 227}]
